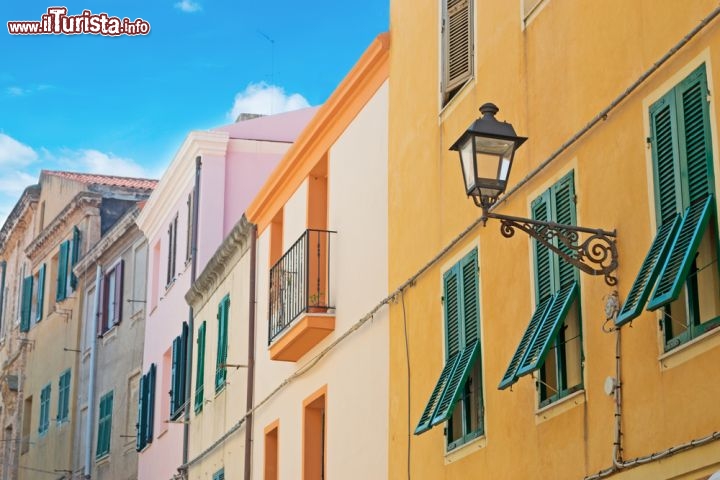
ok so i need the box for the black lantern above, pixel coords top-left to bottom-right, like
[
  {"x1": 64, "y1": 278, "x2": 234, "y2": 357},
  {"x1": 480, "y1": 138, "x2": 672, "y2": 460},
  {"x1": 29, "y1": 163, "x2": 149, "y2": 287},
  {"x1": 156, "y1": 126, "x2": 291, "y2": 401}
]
[{"x1": 450, "y1": 103, "x2": 527, "y2": 209}]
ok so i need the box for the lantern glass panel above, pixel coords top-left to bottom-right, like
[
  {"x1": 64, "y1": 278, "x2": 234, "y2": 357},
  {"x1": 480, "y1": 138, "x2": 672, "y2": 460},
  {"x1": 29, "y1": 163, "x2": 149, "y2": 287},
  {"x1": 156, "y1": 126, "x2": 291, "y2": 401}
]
[
  {"x1": 460, "y1": 137, "x2": 476, "y2": 193},
  {"x1": 474, "y1": 137, "x2": 515, "y2": 182}
]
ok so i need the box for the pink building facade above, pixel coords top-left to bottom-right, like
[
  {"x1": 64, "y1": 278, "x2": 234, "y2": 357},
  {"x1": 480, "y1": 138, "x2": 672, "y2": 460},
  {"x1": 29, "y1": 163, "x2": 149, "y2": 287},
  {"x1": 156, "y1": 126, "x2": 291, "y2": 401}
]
[{"x1": 135, "y1": 109, "x2": 316, "y2": 480}]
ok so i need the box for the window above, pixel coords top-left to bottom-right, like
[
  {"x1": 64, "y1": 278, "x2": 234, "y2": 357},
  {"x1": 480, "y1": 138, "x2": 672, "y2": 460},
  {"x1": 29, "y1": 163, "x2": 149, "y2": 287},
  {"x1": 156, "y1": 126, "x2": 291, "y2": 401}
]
[
  {"x1": 499, "y1": 172, "x2": 583, "y2": 407},
  {"x1": 170, "y1": 322, "x2": 189, "y2": 419},
  {"x1": 194, "y1": 321, "x2": 206, "y2": 413},
  {"x1": 35, "y1": 264, "x2": 46, "y2": 323},
  {"x1": 19, "y1": 275, "x2": 33, "y2": 333},
  {"x1": 441, "y1": 0, "x2": 473, "y2": 105},
  {"x1": 96, "y1": 391, "x2": 113, "y2": 458},
  {"x1": 57, "y1": 370, "x2": 70, "y2": 423},
  {"x1": 617, "y1": 65, "x2": 720, "y2": 351},
  {"x1": 56, "y1": 240, "x2": 70, "y2": 302},
  {"x1": 186, "y1": 193, "x2": 193, "y2": 262},
  {"x1": 38, "y1": 384, "x2": 51, "y2": 436},
  {"x1": 166, "y1": 214, "x2": 178, "y2": 286},
  {"x1": 69, "y1": 226, "x2": 80, "y2": 291},
  {"x1": 264, "y1": 421, "x2": 279, "y2": 480},
  {"x1": 303, "y1": 387, "x2": 326, "y2": 480},
  {"x1": 100, "y1": 260, "x2": 124, "y2": 334},
  {"x1": 21, "y1": 396, "x2": 31, "y2": 454},
  {"x1": 136, "y1": 364, "x2": 156, "y2": 451},
  {"x1": 415, "y1": 249, "x2": 482, "y2": 449},
  {"x1": 213, "y1": 468, "x2": 225, "y2": 480},
  {"x1": 215, "y1": 295, "x2": 230, "y2": 392}
]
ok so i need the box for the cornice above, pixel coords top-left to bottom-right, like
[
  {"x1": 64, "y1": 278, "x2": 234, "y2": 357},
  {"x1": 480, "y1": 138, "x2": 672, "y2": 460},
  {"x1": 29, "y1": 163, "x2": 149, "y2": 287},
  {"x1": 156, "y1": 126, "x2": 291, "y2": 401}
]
[
  {"x1": 74, "y1": 206, "x2": 140, "y2": 275},
  {"x1": 245, "y1": 32, "x2": 390, "y2": 233},
  {"x1": 0, "y1": 185, "x2": 40, "y2": 256},
  {"x1": 25, "y1": 192, "x2": 102, "y2": 259},
  {"x1": 136, "y1": 130, "x2": 229, "y2": 241},
  {"x1": 185, "y1": 215, "x2": 254, "y2": 310}
]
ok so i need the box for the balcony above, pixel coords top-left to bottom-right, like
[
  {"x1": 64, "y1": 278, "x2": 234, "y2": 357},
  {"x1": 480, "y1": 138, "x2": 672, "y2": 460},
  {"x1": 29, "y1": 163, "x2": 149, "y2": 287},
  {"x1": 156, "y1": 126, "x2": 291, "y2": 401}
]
[{"x1": 268, "y1": 229, "x2": 336, "y2": 361}]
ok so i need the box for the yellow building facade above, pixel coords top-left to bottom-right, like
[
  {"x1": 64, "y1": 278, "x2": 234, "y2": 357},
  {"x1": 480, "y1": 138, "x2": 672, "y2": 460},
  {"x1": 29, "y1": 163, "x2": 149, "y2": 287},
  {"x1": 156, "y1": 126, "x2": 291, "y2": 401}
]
[{"x1": 388, "y1": 1, "x2": 720, "y2": 479}]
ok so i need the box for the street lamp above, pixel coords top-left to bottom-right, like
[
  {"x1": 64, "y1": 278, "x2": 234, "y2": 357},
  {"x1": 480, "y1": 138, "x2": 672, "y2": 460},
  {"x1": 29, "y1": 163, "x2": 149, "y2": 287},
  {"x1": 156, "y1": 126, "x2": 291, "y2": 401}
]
[{"x1": 451, "y1": 103, "x2": 619, "y2": 286}]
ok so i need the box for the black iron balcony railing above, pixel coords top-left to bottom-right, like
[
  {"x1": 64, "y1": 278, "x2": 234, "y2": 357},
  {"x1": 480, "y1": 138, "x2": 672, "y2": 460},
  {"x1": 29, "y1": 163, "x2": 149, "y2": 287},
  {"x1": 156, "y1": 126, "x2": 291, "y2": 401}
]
[{"x1": 268, "y1": 229, "x2": 336, "y2": 344}]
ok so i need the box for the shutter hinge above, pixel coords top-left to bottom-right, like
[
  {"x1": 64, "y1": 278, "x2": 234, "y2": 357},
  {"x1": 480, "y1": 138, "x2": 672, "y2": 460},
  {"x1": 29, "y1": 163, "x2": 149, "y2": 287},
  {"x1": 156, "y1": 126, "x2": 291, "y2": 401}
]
[
  {"x1": 646, "y1": 137, "x2": 652, "y2": 149},
  {"x1": 707, "y1": 93, "x2": 712, "y2": 103},
  {"x1": 658, "y1": 318, "x2": 663, "y2": 331},
  {"x1": 572, "y1": 194, "x2": 577, "y2": 204},
  {"x1": 440, "y1": 295, "x2": 445, "y2": 304}
]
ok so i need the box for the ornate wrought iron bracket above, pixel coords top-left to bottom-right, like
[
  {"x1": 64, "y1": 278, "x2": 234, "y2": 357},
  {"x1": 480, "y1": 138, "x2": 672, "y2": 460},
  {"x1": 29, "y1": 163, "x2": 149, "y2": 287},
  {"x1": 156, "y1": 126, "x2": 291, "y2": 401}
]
[{"x1": 482, "y1": 210, "x2": 619, "y2": 286}]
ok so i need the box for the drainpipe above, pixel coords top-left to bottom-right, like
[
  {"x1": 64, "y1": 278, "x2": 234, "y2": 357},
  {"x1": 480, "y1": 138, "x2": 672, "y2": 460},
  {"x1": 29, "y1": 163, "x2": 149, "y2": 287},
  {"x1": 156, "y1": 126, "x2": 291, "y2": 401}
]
[
  {"x1": 182, "y1": 156, "x2": 202, "y2": 473},
  {"x1": 84, "y1": 265, "x2": 102, "y2": 478},
  {"x1": 243, "y1": 225, "x2": 257, "y2": 480}
]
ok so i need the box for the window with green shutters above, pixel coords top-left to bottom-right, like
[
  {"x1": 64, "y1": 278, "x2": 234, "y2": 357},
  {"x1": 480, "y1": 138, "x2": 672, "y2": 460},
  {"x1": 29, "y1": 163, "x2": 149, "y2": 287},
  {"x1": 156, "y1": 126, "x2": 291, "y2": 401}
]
[
  {"x1": 215, "y1": 295, "x2": 230, "y2": 393},
  {"x1": 96, "y1": 391, "x2": 113, "y2": 458},
  {"x1": 57, "y1": 369, "x2": 70, "y2": 423},
  {"x1": 35, "y1": 264, "x2": 45, "y2": 322},
  {"x1": 69, "y1": 226, "x2": 80, "y2": 291},
  {"x1": 212, "y1": 468, "x2": 225, "y2": 480},
  {"x1": 498, "y1": 172, "x2": 583, "y2": 407},
  {"x1": 20, "y1": 275, "x2": 33, "y2": 333},
  {"x1": 56, "y1": 240, "x2": 70, "y2": 302},
  {"x1": 616, "y1": 64, "x2": 720, "y2": 351},
  {"x1": 194, "y1": 321, "x2": 206, "y2": 413},
  {"x1": 415, "y1": 249, "x2": 483, "y2": 451},
  {"x1": 136, "y1": 364, "x2": 156, "y2": 452},
  {"x1": 170, "y1": 323, "x2": 189, "y2": 419},
  {"x1": 38, "y1": 384, "x2": 51, "y2": 436}
]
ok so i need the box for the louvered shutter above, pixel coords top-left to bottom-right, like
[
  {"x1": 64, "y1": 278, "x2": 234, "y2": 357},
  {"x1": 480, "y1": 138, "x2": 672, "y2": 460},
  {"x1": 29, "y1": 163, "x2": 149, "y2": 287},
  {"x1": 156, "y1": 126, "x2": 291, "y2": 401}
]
[
  {"x1": 414, "y1": 351, "x2": 460, "y2": 434},
  {"x1": 443, "y1": 267, "x2": 461, "y2": 357},
  {"x1": 552, "y1": 173, "x2": 577, "y2": 288},
  {"x1": 460, "y1": 249, "x2": 479, "y2": 345},
  {"x1": 20, "y1": 275, "x2": 33, "y2": 332},
  {"x1": 216, "y1": 298, "x2": 229, "y2": 391},
  {"x1": 70, "y1": 226, "x2": 80, "y2": 290},
  {"x1": 56, "y1": 241, "x2": 69, "y2": 301},
  {"x1": 195, "y1": 321, "x2": 206, "y2": 413},
  {"x1": 531, "y1": 193, "x2": 554, "y2": 301},
  {"x1": 180, "y1": 322, "x2": 188, "y2": 408},
  {"x1": 647, "y1": 195, "x2": 714, "y2": 310},
  {"x1": 171, "y1": 336, "x2": 180, "y2": 414},
  {"x1": 677, "y1": 67, "x2": 713, "y2": 204},
  {"x1": 146, "y1": 364, "x2": 156, "y2": 443},
  {"x1": 430, "y1": 340, "x2": 480, "y2": 426},
  {"x1": 650, "y1": 92, "x2": 683, "y2": 225},
  {"x1": 36, "y1": 264, "x2": 45, "y2": 322},
  {"x1": 114, "y1": 261, "x2": 124, "y2": 325},
  {"x1": 616, "y1": 217, "x2": 681, "y2": 326},
  {"x1": 517, "y1": 282, "x2": 578, "y2": 376},
  {"x1": 136, "y1": 374, "x2": 145, "y2": 451},
  {"x1": 498, "y1": 295, "x2": 553, "y2": 389},
  {"x1": 443, "y1": 0, "x2": 473, "y2": 95}
]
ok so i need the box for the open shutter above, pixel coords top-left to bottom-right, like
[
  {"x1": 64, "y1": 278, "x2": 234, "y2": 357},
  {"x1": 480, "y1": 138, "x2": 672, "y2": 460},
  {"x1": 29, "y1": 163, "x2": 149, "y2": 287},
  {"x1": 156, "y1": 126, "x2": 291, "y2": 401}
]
[
  {"x1": 647, "y1": 195, "x2": 714, "y2": 310},
  {"x1": 443, "y1": 267, "x2": 461, "y2": 357},
  {"x1": 70, "y1": 226, "x2": 80, "y2": 290},
  {"x1": 216, "y1": 298, "x2": 229, "y2": 390},
  {"x1": 414, "y1": 351, "x2": 460, "y2": 435},
  {"x1": 430, "y1": 340, "x2": 480, "y2": 426},
  {"x1": 678, "y1": 67, "x2": 713, "y2": 204},
  {"x1": 171, "y1": 336, "x2": 180, "y2": 415},
  {"x1": 531, "y1": 193, "x2": 554, "y2": 302},
  {"x1": 195, "y1": 321, "x2": 206, "y2": 412},
  {"x1": 650, "y1": 91, "x2": 682, "y2": 225},
  {"x1": 146, "y1": 364, "x2": 156, "y2": 443},
  {"x1": 136, "y1": 374, "x2": 145, "y2": 451},
  {"x1": 180, "y1": 322, "x2": 189, "y2": 409},
  {"x1": 460, "y1": 249, "x2": 479, "y2": 345},
  {"x1": 56, "y1": 241, "x2": 69, "y2": 301},
  {"x1": 517, "y1": 281, "x2": 578, "y2": 376},
  {"x1": 616, "y1": 216, "x2": 681, "y2": 326},
  {"x1": 498, "y1": 295, "x2": 554, "y2": 389},
  {"x1": 552, "y1": 173, "x2": 577, "y2": 288},
  {"x1": 114, "y1": 261, "x2": 124, "y2": 325},
  {"x1": 443, "y1": 0, "x2": 473, "y2": 94},
  {"x1": 20, "y1": 275, "x2": 33, "y2": 332},
  {"x1": 36, "y1": 264, "x2": 45, "y2": 322}
]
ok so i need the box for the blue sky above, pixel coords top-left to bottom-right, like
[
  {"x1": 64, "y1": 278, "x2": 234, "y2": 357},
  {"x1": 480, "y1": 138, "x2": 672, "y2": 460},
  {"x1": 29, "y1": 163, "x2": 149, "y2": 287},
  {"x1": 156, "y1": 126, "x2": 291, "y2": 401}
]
[{"x1": 0, "y1": 0, "x2": 388, "y2": 222}]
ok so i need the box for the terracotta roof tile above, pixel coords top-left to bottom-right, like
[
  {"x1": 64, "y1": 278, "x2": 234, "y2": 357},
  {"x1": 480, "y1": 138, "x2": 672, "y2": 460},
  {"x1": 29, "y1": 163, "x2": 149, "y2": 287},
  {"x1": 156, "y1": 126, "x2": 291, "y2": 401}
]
[{"x1": 42, "y1": 170, "x2": 158, "y2": 190}]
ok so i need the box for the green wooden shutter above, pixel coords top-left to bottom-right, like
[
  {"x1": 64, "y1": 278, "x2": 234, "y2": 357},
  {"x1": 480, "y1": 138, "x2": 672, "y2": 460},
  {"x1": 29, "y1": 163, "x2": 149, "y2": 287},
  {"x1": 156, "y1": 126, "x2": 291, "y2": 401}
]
[
  {"x1": 20, "y1": 275, "x2": 33, "y2": 332},
  {"x1": 180, "y1": 322, "x2": 188, "y2": 410},
  {"x1": 171, "y1": 336, "x2": 180, "y2": 415},
  {"x1": 136, "y1": 373, "x2": 146, "y2": 451},
  {"x1": 216, "y1": 296, "x2": 229, "y2": 391},
  {"x1": 213, "y1": 469, "x2": 225, "y2": 480},
  {"x1": 57, "y1": 370, "x2": 70, "y2": 422},
  {"x1": 70, "y1": 226, "x2": 80, "y2": 290},
  {"x1": 650, "y1": 91, "x2": 683, "y2": 225},
  {"x1": 430, "y1": 340, "x2": 480, "y2": 426},
  {"x1": 56, "y1": 241, "x2": 69, "y2": 301},
  {"x1": 552, "y1": 172, "x2": 577, "y2": 288},
  {"x1": 517, "y1": 282, "x2": 578, "y2": 376},
  {"x1": 36, "y1": 264, "x2": 45, "y2": 322},
  {"x1": 531, "y1": 193, "x2": 554, "y2": 301},
  {"x1": 145, "y1": 364, "x2": 156, "y2": 444},
  {"x1": 460, "y1": 249, "x2": 479, "y2": 345},
  {"x1": 647, "y1": 195, "x2": 714, "y2": 310},
  {"x1": 96, "y1": 392, "x2": 113, "y2": 457},
  {"x1": 39, "y1": 384, "x2": 50, "y2": 434},
  {"x1": 677, "y1": 67, "x2": 713, "y2": 204},
  {"x1": 194, "y1": 321, "x2": 206, "y2": 413},
  {"x1": 498, "y1": 295, "x2": 554, "y2": 390},
  {"x1": 414, "y1": 351, "x2": 460, "y2": 435},
  {"x1": 616, "y1": 216, "x2": 681, "y2": 326},
  {"x1": 443, "y1": 267, "x2": 461, "y2": 358}
]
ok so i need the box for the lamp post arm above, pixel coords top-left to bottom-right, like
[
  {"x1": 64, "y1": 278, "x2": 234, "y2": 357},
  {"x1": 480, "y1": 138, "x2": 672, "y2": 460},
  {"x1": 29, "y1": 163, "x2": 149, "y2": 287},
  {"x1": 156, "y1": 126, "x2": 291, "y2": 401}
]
[{"x1": 482, "y1": 210, "x2": 619, "y2": 286}]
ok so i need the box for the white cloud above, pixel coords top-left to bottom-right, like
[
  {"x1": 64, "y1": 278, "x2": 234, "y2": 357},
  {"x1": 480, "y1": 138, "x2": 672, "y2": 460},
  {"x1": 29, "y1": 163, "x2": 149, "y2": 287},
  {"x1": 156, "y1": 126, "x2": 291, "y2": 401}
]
[
  {"x1": 0, "y1": 171, "x2": 37, "y2": 196},
  {"x1": 0, "y1": 133, "x2": 38, "y2": 166},
  {"x1": 174, "y1": 0, "x2": 202, "y2": 13},
  {"x1": 59, "y1": 149, "x2": 148, "y2": 178},
  {"x1": 6, "y1": 86, "x2": 27, "y2": 96},
  {"x1": 228, "y1": 82, "x2": 310, "y2": 120}
]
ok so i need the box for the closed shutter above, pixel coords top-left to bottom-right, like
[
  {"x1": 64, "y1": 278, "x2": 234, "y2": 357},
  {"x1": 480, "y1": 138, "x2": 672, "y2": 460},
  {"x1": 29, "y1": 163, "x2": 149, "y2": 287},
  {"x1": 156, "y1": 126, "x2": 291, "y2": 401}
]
[
  {"x1": 97, "y1": 392, "x2": 113, "y2": 457},
  {"x1": 443, "y1": 267, "x2": 461, "y2": 358},
  {"x1": 460, "y1": 249, "x2": 479, "y2": 345},
  {"x1": 56, "y1": 241, "x2": 69, "y2": 301},
  {"x1": 216, "y1": 297, "x2": 229, "y2": 391},
  {"x1": 194, "y1": 321, "x2": 206, "y2": 413},
  {"x1": 678, "y1": 68, "x2": 713, "y2": 204},
  {"x1": 443, "y1": 0, "x2": 473, "y2": 95},
  {"x1": 616, "y1": 217, "x2": 681, "y2": 326},
  {"x1": 171, "y1": 336, "x2": 180, "y2": 415},
  {"x1": 136, "y1": 374, "x2": 145, "y2": 451},
  {"x1": 648, "y1": 195, "x2": 714, "y2": 310},
  {"x1": 36, "y1": 264, "x2": 46, "y2": 322},
  {"x1": 70, "y1": 226, "x2": 80, "y2": 290},
  {"x1": 57, "y1": 370, "x2": 70, "y2": 422},
  {"x1": 20, "y1": 275, "x2": 33, "y2": 332},
  {"x1": 650, "y1": 92, "x2": 683, "y2": 224}
]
